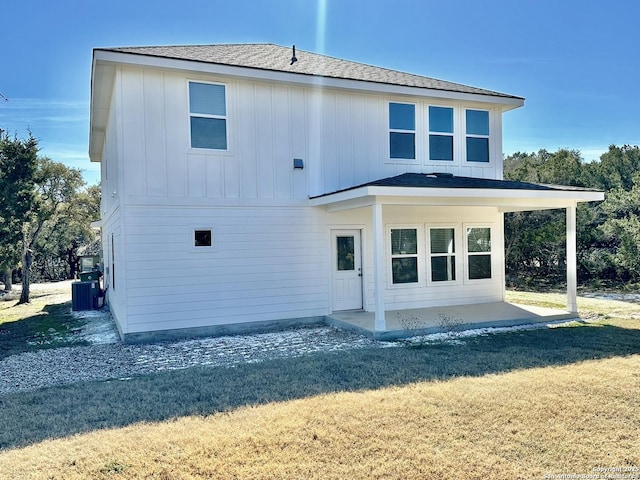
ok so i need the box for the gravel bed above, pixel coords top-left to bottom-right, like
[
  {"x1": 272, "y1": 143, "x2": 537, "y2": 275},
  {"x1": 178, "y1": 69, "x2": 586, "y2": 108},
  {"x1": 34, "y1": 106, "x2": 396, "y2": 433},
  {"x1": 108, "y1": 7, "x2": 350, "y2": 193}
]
[
  {"x1": 0, "y1": 326, "x2": 385, "y2": 396},
  {"x1": 2, "y1": 291, "x2": 603, "y2": 396}
]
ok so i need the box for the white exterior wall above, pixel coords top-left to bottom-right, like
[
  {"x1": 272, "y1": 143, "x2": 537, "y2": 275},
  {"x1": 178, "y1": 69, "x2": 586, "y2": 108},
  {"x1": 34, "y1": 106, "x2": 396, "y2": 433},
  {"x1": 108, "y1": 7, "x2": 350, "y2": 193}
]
[
  {"x1": 99, "y1": 80, "x2": 128, "y2": 334},
  {"x1": 110, "y1": 202, "x2": 502, "y2": 334},
  {"x1": 113, "y1": 66, "x2": 505, "y2": 204},
  {"x1": 378, "y1": 205, "x2": 504, "y2": 310},
  {"x1": 121, "y1": 205, "x2": 328, "y2": 333},
  {"x1": 99, "y1": 65, "x2": 508, "y2": 336}
]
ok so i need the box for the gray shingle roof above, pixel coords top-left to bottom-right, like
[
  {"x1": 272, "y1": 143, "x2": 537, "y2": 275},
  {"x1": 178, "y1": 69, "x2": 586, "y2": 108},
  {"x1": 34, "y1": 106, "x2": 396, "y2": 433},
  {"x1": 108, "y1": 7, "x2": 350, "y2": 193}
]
[
  {"x1": 310, "y1": 173, "x2": 600, "y2": 199},
  {"x1": 98, "y1": 43, "x2": 522, "y2": 99}
]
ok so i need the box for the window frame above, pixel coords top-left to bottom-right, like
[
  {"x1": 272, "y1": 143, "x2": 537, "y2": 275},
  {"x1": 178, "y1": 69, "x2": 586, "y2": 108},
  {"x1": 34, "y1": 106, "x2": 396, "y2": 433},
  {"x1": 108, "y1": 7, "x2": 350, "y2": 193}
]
[
  {"x1": 388, "y1": 101, "x2": 417, "y2": 162},
  {"x1": 464, "y1": 224, "x2": 493, "y2": 282},
  {"x1": 464, "y1": 108, "x2": 490, "y2": 164},
  {"x1": 188, "y1": 80, "x2": 229, "y2": 152},
  {"x1": 427, "y1": 225, "x2": 461, "y2": 285},
  {"x1": 427, "y1": 105, "x2": 455, "y2": 163},
  {"x1": 388, "y1": 225, "x2": 423, "y2": 287}
]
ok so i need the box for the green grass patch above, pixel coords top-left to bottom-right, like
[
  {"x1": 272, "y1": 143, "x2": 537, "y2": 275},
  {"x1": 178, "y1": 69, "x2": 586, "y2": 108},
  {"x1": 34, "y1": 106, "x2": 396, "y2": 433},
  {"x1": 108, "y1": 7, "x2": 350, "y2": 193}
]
[
  {"x1": 1, "y1": 316, "x2": 639, "y2": 451},
  {"x1": 506, "y1": 289, "x2": 640, "y2": 319},
  {"x1": 0, "y1": 284, "x2": 89, "y2": 359}
]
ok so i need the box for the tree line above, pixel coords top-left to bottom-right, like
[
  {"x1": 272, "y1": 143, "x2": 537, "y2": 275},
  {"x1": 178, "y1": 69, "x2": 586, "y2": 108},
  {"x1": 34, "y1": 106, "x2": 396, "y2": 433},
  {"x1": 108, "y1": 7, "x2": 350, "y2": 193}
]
[
  {"x1": 0, "y1": 131, "x2": 100, "y2": 303},
  {"x1": 504, "y1": 145, "x2": 640, "y2": 289}
]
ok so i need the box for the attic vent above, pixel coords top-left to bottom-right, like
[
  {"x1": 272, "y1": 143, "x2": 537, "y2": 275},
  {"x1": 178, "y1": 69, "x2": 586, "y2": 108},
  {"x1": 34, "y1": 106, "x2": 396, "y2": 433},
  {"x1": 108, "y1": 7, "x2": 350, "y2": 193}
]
[{"x1": 425, "y1": 172, "x2": 454, "y2": 178}]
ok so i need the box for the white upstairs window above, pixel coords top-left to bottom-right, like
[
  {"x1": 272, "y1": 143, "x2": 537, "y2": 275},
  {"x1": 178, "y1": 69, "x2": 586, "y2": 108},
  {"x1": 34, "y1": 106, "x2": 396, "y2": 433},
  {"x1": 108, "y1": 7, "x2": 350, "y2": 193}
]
[
  {"x1": 466, "y1": 109, "x2": 490, "y2": 163},
  {"x1": 389, "y1": 102, "x2": 416, "y2": 160},
  {"x1": 189, "y1": 82, "x2": 227, "y2": 150},
  {"x1": 428, "y1": 106, "x2": 454, "y2": 162}
]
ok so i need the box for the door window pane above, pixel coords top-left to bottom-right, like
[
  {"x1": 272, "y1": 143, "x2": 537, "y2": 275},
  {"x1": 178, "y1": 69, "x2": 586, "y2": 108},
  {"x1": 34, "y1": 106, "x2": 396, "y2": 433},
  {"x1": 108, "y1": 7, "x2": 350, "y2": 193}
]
[{"x1": 337, "y1": 236, "x2": 355, "y2": 271}]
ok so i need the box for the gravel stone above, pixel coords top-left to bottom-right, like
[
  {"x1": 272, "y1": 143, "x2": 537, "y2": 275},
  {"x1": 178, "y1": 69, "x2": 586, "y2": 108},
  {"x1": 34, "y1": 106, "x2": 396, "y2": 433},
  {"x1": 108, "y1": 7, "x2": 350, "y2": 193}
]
[
  {"x1": 0, "y1": 325, "x2": 385, "y2": 396},
  {"x1": 1, "y1": 302, "x2": 584, "y2": 396}
]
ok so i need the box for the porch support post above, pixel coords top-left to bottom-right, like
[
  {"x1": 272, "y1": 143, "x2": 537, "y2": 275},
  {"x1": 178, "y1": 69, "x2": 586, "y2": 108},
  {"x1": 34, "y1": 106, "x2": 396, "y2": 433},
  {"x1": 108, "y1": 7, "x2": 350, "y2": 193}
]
[
  {"x1": 372, "y1": 201, "x2": 386, "y2": 331},
  {"x1": 566, "y1": 204, "x2": 578, "y2": 314}
]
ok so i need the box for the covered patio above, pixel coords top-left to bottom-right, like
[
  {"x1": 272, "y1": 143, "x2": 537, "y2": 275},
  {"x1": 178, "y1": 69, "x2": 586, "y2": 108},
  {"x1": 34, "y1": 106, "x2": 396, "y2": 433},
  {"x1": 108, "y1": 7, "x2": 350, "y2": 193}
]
[
  {"x1": 311, "y1": 173, "x2": 604, "y2": 337},
  {"x1": 327, "y1": 300, "x2": 577, "y2": 340}
]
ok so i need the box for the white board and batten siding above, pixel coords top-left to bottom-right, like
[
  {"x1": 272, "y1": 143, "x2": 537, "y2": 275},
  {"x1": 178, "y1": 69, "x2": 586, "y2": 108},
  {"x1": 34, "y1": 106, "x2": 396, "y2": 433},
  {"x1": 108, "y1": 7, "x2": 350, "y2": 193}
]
[{"x1": 113, "y1": 66, "x2": 506, "y2": 203}]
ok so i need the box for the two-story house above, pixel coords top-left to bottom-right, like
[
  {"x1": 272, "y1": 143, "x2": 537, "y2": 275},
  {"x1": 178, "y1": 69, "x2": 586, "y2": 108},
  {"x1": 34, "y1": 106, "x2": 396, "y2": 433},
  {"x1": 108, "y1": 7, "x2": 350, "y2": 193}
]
[{"x1": 89, "y1": 43, "x2": 603, "y2": 342}]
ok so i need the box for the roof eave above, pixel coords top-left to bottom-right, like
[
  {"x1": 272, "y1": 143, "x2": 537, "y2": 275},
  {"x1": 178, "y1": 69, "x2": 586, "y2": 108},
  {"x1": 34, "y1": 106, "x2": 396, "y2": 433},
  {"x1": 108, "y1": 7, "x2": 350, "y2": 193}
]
[
  {"x1": 89, "y1": 51, "x2": 117, "y2": 162},
  {"x1": 309, "y1": 185, "x2": 604, "y2": 212}
]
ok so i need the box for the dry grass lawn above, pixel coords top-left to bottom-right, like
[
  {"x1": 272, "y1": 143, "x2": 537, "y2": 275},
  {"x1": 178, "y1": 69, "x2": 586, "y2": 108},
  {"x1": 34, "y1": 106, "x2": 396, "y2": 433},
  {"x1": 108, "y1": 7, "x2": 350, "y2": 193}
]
[
  {"x1": 1, "y1": 289, "x2": 639, "y2": 478},
  {"x1": 1, "y1": 354, "x2": 638, "y2": 479}
]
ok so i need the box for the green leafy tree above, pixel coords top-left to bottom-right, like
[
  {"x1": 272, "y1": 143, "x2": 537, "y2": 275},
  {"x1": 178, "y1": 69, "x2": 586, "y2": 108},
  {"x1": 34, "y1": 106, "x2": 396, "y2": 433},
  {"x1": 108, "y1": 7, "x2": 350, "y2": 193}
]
[
  {"x1": 0, "y1": 131, "x2": 38, "y2": 292},
  {"x1": 505, "y1": 145, "x2": 640, "y2": 288},
  {"x1": 598, "y1": 173, "x2": 640, "y2": 281},
  {"x1": 19, "y1": 158, "x2": 86, "y2": 303},
  {"x1": 504, "y1": 149, "x2": 588, "y2": 288},
  {"x1": 32, "y1": 182, "x2": 100, "y2": 281},
  {"x1": 583, "y1": 145, "x2": 640, "y2": 191}
]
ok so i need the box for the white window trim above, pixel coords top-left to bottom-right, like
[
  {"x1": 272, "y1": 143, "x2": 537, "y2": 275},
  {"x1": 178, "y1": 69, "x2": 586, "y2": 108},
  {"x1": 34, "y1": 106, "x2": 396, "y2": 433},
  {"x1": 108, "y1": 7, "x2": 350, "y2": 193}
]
[
  {"x1": 387, "y1": 101, "x2": 418, "y2": 163},
  {"x1": 383, "y1": 101, "x2": 496, "y2": 167},
  {"x1": 387, "y1": 225, "x2": 424, "y2": 288},
  {"x1": 187, "y1": 80, "x2": 230, "y2": 153},
  {"x1": 426, "y1": 224, "x2": 462, "y2": 286},
  {"x1": 189, "y1": 225, "x2": 218, "y2": 253},
  {"x1": 463, "y1": 223, "x2": 494, "y2": 283},
  {"x1": 464, "y1": 108, "x2": 491, "y2": 165},
  {"x1": 426, "y1": 105, "x2": 456, "y2": 165}
]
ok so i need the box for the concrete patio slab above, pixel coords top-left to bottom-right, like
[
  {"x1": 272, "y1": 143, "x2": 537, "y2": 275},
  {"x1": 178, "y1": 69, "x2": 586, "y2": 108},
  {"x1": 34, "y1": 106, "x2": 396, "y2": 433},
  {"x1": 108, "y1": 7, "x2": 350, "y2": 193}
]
[{"x1": 327, "y1": 302, "x2": 578, "y2": 340}]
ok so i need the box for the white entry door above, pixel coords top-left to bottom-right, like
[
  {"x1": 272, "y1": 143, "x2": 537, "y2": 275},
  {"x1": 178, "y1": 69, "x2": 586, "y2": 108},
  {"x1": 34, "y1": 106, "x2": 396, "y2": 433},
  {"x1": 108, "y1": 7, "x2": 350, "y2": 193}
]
[{"x1": 332, "y1": 230, "x2": 363, "y2": 311}]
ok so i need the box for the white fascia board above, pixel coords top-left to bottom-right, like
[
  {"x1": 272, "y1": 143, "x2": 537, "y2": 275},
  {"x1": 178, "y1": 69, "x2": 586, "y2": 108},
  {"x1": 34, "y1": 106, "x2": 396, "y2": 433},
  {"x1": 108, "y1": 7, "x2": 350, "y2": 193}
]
[
  {"x1": 310, "y1": 186, "x2": 604, "y2": 211},
  {"x1": 92, "y1": 50, "x2": 524, "y2": 109},
  {"x1": 367, "y1": 186, "x2": 604, "y2": 202},
  {"x1": 89, "y1": 58, "x2": 117, "y2": 162}
]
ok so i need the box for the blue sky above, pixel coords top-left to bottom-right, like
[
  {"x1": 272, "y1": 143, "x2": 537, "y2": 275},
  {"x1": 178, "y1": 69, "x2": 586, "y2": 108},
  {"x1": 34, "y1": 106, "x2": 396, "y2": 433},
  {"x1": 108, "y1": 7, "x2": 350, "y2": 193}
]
[{"x1": 1, "y1": 0, "x2": 638, "y2": 186}]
